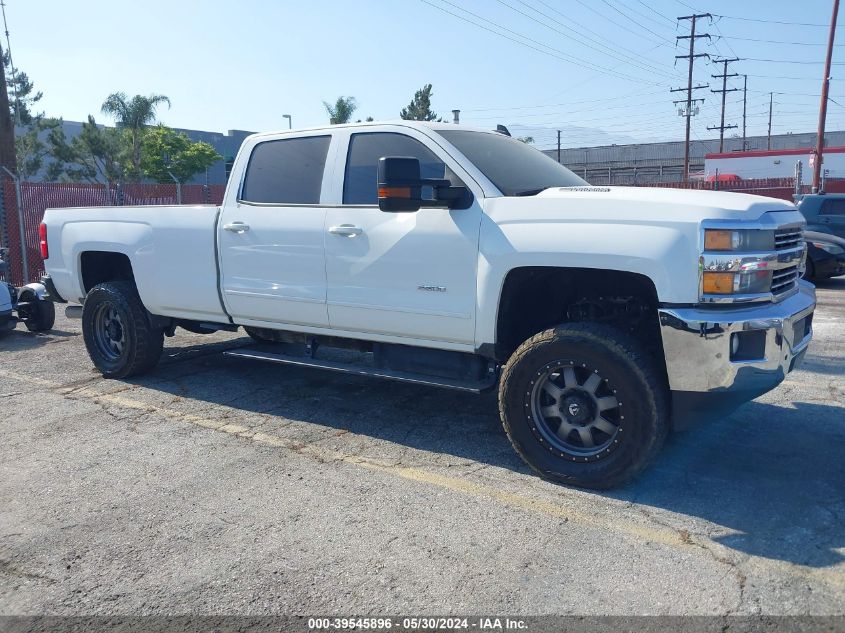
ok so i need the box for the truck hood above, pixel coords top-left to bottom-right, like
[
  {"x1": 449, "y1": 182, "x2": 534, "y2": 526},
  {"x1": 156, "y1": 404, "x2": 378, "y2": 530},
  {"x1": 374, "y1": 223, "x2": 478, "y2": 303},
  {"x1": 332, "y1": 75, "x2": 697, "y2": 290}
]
[
  {"x1": 479, "y1": 186, "x2": 806, "y2": 305},
  {"x1": 484, "y1": 186, "x2": 800, "y2": 225}
]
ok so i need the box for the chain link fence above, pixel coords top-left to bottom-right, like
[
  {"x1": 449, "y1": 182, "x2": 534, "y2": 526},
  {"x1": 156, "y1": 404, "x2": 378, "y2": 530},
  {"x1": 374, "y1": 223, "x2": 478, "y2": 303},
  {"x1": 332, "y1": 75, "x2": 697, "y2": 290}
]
[{"x1": 0, "y1": 181, "x2": 225, "y2": 286}]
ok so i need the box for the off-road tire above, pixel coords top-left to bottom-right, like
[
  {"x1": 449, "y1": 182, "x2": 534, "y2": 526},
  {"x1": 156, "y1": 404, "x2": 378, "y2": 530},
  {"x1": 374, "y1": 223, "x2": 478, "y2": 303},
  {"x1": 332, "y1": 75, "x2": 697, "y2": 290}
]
[
  {"x1": 18, "y1": 289, "x2": 55, "y2": 332},
  {"x1": 82, "y1": 281, "x2": 164, "y2": 379},
  {"x1": 498, "y1": 322, "x2": 669, "y2": 489}
]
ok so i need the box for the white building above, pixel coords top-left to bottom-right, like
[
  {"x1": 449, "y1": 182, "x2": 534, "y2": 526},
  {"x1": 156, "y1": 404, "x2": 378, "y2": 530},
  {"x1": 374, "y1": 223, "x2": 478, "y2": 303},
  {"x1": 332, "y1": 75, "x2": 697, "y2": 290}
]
[{"x1": 704, "y1": 147, "x2": 845, "y2": 180}]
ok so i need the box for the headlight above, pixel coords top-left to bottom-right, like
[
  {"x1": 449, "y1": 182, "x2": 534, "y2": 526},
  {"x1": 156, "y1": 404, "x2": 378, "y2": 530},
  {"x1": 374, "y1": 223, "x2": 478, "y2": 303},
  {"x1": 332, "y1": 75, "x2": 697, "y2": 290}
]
[
  {"x1": 812, "y1": 241, "x2": 845, "y2": 255},
  {"x1": 704, "y1": 229, "x2": 775, "y2": 251},
  {"x1": 702, "y1": 270, "x2": 772, "y2": 295}
]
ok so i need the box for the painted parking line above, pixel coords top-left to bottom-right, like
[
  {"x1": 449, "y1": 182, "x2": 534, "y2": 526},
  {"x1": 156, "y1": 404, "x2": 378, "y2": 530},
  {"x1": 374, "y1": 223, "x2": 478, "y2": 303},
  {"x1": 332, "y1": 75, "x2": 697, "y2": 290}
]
[{"x1": 1, "y1": 366, "x2": 843, "y2": 592}]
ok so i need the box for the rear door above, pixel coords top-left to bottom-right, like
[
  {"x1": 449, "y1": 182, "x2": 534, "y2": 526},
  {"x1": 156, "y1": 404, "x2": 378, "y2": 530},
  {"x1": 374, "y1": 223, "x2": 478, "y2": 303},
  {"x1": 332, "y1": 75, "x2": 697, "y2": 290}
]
[
  {"x1": 218, "y1": 133, "x2": 333, "y2": 327},
  {"x1": 819, "y1": 198, "x2": 845, "y2": 239},
  {"x1": 323, "y1": 127, "x2": 482, "y2": 345}
]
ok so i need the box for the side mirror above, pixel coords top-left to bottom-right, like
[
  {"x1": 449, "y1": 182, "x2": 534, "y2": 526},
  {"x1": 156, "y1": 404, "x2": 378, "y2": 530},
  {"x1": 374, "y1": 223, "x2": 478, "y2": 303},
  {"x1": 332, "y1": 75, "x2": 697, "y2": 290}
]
[{"x1": 377, "y1": 156, "x2": 471, "y2": 213}]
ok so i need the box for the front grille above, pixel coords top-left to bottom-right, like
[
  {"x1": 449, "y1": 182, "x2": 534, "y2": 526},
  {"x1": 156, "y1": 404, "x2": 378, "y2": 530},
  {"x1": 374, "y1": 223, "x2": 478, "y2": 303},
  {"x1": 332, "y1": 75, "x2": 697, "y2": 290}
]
[
  {"x1": 771, "y1": 226, "x2": 804, "y2": 297},
  {"x1": 771, "y1": 266, "x2": 800, "y2": 295},
  {"x1": 775, "y1": 227, "x2": 803, "y2": 250}
]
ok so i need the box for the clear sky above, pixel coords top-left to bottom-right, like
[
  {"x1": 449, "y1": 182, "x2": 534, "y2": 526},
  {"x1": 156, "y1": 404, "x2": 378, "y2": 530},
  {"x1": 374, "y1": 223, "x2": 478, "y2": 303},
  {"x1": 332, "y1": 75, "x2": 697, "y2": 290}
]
[{"x1": 7, "y1": 0, "x2": 845, "y2": 151}]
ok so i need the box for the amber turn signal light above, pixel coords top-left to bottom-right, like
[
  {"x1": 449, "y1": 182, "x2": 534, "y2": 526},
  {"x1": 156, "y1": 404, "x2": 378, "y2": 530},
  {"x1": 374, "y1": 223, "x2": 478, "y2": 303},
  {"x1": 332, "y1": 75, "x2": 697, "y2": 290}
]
[
  {"x1": 702, "y1": 272, "x2": 735, "y2": 294},
  {"x1": 704, "y1": 229, "x2": 735, "y2": 251},
  {"x1": 377, "y1": 186, "x2": 411, "y2": 199}
]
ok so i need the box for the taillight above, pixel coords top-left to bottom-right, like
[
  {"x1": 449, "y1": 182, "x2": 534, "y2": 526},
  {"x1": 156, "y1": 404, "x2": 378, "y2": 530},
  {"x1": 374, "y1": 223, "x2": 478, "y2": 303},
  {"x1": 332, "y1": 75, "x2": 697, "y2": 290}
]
[{"x1": 39, "y1": 222, "x2": 49, "y2": 259}]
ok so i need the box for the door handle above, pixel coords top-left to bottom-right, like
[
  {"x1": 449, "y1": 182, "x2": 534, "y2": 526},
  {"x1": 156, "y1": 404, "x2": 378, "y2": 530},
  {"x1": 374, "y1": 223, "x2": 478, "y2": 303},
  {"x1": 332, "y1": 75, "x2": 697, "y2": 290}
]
[
  {"x1": 223, "y1": 222, "x2": 250, "y2": 233},
  {"x1": 329, "y1": 224, "x2": 363, "y2": 237}
]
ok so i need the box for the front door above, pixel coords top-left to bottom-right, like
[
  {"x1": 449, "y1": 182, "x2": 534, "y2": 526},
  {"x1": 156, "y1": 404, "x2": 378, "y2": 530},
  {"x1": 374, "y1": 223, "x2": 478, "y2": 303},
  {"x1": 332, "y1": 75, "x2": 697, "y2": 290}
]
[
  {"x1": 324, "y1": 130, "x2": 481, "y2": 345},
  {"x1": 218, "y1": 133, "x2": 333, "y2": 327}
]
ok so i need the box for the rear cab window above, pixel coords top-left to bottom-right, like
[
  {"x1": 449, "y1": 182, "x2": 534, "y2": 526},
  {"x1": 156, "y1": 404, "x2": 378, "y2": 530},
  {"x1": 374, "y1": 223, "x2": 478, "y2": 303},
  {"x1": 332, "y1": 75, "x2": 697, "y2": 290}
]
[{"x1": 240, "y1": 135, "x2": 331, "y2": 204}]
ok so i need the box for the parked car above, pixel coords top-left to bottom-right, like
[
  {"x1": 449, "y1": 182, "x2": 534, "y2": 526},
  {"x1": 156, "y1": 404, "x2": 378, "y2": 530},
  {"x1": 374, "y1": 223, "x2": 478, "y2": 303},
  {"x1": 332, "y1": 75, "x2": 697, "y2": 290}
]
[
  {"x1": 796, "y1": 192, "x2": 845, "y2": 240},
  {"x1": 0, "y1": 248, "x2": 55, "y2": 334},
  {"x1": 40, "y1": 121, "x2": 815, "y2": 489},
  {"x1": 804, "y1": 230, "x2": 845, "y2": 281}
]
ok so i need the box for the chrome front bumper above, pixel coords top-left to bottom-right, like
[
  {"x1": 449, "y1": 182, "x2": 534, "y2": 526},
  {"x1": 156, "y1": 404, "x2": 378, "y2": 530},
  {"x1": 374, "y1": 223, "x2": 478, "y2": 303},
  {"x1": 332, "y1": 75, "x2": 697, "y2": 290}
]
[{"x1": 658, "y1": 280, "x2": 815, "y2": 401}]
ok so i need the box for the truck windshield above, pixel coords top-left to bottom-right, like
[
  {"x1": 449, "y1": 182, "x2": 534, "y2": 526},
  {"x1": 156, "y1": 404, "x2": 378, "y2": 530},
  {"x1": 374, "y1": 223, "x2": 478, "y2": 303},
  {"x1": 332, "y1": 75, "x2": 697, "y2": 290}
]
[{"x1": 436, "y1": 129, "x2": 588, "y2": 196}]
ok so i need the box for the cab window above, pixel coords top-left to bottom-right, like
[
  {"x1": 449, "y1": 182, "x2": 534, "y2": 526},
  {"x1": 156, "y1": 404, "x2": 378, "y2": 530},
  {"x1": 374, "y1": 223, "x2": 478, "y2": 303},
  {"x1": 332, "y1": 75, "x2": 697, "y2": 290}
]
[
  {"x1": 241, "y1": 135, "x2": 331, "y2": 204},
  {"x1": 343, "y1": 132, "x2": 448, "y2": 205}
]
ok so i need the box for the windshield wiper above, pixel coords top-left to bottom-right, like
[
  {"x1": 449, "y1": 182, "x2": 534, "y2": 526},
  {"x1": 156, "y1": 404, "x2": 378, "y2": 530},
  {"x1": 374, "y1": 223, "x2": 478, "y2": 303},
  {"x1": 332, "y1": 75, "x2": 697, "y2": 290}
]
[{"x1": 513, "y1": 187, "x2": 549, "y2": 197}]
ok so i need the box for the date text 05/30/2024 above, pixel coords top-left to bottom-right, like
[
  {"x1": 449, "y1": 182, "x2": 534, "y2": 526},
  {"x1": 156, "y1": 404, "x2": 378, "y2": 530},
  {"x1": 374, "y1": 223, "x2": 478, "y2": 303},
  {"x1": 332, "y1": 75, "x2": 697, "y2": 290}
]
[{"x1": 307, "y1": 617, "x2": 528, "y2": 630}]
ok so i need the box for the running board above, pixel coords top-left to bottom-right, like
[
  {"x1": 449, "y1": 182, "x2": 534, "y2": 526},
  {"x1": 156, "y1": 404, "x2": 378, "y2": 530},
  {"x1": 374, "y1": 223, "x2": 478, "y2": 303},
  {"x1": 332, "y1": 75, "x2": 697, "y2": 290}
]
[{"x1": 223, "y1": 348, "x2": 496, "y2": 393}]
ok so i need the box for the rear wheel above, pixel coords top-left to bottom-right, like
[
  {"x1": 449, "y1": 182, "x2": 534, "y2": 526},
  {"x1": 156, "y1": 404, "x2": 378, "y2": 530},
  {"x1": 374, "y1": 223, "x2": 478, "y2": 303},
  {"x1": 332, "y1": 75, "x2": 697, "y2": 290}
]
[
  {"x1": 82, "y1": 281, "x2": 163, "y2": 378},
  {"x1": 499, "y1": 322, "x2": 669, "y2": 489},
  {"x1": 17, "y1": 289, "x2": 55, "y2": 332}
]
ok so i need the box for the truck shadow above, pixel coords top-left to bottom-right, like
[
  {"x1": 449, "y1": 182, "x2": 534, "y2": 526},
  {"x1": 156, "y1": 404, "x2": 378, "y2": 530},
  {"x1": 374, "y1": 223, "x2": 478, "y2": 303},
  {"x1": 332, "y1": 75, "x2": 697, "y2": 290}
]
[
  {"x1": 0, "y1": 328, "x2": 77, "y2": 350},
  {"x1": 126, "y1": 339, "x2": 845, "y2": 570}
]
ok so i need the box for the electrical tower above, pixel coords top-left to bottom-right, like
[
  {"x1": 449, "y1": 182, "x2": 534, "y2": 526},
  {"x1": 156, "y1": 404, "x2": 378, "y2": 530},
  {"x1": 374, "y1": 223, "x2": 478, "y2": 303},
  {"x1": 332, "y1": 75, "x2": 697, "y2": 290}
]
[
  {"x1": 708, "y1": 58, "x2": 741, "y2": 153},
  {"x1": 672, "y1": 13, "x2": 711, "y2": 182}
]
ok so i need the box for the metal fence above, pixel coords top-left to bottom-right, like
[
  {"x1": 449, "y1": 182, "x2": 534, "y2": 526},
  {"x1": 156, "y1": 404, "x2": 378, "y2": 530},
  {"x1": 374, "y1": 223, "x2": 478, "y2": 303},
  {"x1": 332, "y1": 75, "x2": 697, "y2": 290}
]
[
  {"x1": 2, "y1": 177, "x2": 842, "y2": 288},
  {"x1": 0, "y1": 181, "x2": 225, "y2": 286},
  {"x1": 636, "y1": 177, "x2": 845, "y2": 201}
]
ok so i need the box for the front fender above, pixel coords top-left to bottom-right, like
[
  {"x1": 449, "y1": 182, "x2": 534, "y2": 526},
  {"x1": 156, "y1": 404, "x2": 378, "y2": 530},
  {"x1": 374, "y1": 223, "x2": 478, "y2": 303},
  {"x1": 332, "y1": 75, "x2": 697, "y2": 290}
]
[{"x1": 475, "y1": 216, "x2": 698, "y2": 348}]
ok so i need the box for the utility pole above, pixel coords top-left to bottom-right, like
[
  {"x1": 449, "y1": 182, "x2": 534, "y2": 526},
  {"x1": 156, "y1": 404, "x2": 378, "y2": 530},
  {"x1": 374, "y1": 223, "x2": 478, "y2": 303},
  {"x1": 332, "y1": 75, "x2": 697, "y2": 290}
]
[
  {"x1": 672, "y1": 13, "x2": 711, "y2": 182},
  {"x1": 813, "y1": 0, "x2": 840, "y2": 192},
  {"x1": 557, "y1": 130, "x2": 561, "y2": 163},
  {"x1": 742, "y1": 75, "x2": 748, "y2": 151},
  {"x1": 708, "y1": 58, "x2": 740, "y2": 153},
  {"x1": 0, "y1": 40, "x2": 15, "y2": 177},
  {"x1": 767, "y1": 92, "x2": 773, "y2": 150}
]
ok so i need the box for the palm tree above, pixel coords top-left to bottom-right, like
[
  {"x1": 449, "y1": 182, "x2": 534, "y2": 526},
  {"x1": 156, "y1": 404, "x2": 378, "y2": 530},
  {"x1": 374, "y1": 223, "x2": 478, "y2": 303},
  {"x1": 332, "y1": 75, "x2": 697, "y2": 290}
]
[
  {"x1": 323, "y1": 96, "x2": 357, "y2": 125},
  {"x1": 101, "y1": 92, "x2": 170, "y2": 179}
]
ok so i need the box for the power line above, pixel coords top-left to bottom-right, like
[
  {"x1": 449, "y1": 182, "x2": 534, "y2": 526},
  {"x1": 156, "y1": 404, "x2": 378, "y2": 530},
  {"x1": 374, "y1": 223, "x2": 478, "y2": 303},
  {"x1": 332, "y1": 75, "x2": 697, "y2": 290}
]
[
  {"x1": 715, "y1": 35, "x2": 845, "y2": 47},
  {"x1": 461, "y1": 88, "x2": 666, "y2": 112},
  {"x1": 598, "y1": 0, "x2": 671, "y2": 39},
  {"x1": 713, "y1": 14, "x2": 827, "y2": 27},
  {"x1": 495, "y1": 0, "x2": 678, "y2": 79},
  {"x1": 635, "y1": 0, "x2": 676, "y2": 25},
  {"x1": 417, "y1": 0, "x2": 668, "y2": 85},
  {"x1": 572, "y1": 0, "x2": 665, "y2": 45},
  {"x1": 745, "y1": 57, "x2": 845, "y2": 65},
  {"x1": 531, "y1": 0, "x2": 676, "y2": 70}
]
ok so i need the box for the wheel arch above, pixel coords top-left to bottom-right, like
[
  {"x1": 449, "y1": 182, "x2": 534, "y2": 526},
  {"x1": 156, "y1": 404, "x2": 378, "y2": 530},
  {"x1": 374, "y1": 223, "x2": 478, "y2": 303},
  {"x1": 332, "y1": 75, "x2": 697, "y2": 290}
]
[
  {"x1": 489, "y1": 266, "x2": 665, "y2": 366},
  {"x1": 79, "y1": 251, "x2": 136, "y2": 294}
]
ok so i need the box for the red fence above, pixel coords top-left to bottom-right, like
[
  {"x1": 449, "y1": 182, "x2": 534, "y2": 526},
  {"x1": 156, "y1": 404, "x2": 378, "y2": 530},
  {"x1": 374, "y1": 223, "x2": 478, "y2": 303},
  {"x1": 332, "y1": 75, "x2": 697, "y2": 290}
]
[
  {"x1": 1, "y1": 181, "x2": 225, "y2": 286},
  {"x1": 637, "y1": 177, "x2": 845, "y2": 201},
  {"x1": 2, "y1": 177, "x2": 840, "y2": 288}
]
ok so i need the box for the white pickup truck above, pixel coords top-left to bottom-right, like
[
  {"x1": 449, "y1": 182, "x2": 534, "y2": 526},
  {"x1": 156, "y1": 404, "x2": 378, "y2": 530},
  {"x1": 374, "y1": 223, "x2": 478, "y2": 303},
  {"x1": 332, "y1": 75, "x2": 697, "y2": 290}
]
[{"x1": 41, "y1": 121, "x2": 815, "y2": 488}]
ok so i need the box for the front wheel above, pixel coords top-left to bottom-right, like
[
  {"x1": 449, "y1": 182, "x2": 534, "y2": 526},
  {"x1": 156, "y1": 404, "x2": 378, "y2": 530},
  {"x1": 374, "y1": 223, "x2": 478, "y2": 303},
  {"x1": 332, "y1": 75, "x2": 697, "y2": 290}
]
[
  {"x1": 498, "y1": 323, "x2": 669, "y2": 489},
  {"x1": 82, "y1": 281, "x2": 163, "y2": 378}
]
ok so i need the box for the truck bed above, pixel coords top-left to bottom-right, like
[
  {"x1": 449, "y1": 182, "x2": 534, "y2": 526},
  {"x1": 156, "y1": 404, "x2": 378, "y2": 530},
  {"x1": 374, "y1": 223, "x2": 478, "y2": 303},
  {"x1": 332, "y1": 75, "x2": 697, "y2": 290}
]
[{"x1": 42, "y1": 205, "x2": 229, "y2": 323}]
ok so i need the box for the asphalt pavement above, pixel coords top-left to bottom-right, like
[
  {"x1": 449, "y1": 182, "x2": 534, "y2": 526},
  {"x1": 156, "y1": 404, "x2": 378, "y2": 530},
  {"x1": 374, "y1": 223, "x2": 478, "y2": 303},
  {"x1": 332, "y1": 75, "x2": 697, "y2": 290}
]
[{"x1": 0, "y1": 279, "x2": 843, "y2": 615}]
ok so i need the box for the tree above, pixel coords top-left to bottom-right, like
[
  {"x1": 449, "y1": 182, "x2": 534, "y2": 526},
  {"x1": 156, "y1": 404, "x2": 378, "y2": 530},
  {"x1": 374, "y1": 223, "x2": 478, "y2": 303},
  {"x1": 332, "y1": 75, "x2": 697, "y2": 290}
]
[
  {"x1": 16, "y1": 117, "x2": 61, "y2": 180},
  {"x1": 323, "y1": 96, "x2": 357, "y2": 124},
  {"x1": 516, "y1": 136, "x2": 535, "y2": 144},
  {"x1": 139, "y1": 125, "x2": 221, "y2": 184},
  {"x1": 46, "y1": 115, "x2": 127, "y2": 184},
  {"x1": 400, "y1": 84, "x2": 438, "y2": 121},
  {"x1": 3, "y1": 53, "x2": 56, "y2": 178},
  {"x1": 4, "y1": 51, "x2": 42, "y2": 126},
  {"x1": 101, "y1": 92, "x2": 170, "y2": 179}
]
